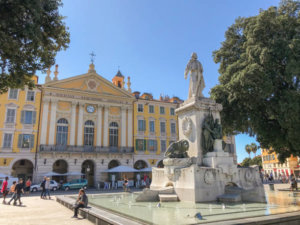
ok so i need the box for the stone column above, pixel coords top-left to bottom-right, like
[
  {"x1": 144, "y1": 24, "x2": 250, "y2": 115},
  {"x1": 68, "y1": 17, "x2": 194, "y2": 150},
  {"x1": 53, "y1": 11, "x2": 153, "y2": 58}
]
[
  {"x1": 121, "y1": 107, "x2": 126, "y2": 147},
  {"x1": 70, "y1": 102, "x2": 77, "y2": 146},
  {"x1": 127, "y1": 107, "x2": 133, "y2": 147},
  {"x1": 48, "y1": 99, "x2": 57, "y2": 145},
  {"x1": 96, "y1": 104, "x2": 103, "y2": 146},
  {"x1": 77, "y1": 102, "x2": 84, "y2": 146},
  {"x1": 40, "y1": 99, "x2": 50, "y2": 145},
  {"x1": 103, "y1": 105, "x2": 109, "y2": 147}
]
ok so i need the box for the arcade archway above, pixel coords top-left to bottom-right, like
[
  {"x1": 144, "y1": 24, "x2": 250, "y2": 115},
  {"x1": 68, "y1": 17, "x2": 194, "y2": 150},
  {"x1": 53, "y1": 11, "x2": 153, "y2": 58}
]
[
  {"x1": 11, "y1": 159, "x2": 33, "y2": 179},
  {"x1": 81, "y1": 160, "x2": 95, "y2": 187}
]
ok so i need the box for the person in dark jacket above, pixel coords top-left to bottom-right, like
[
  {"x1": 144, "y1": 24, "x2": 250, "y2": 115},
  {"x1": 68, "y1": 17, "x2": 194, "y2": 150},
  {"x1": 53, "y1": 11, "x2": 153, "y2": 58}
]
[
  {"x1": 40, "y1": 176, "x2": 46, "y2": 199},
  {"x1": 13, "y1": 179, "x2": 24, "y2": 205},
  {"x1": 72, "y1": 189, "x2": 88, "y2": 218}
]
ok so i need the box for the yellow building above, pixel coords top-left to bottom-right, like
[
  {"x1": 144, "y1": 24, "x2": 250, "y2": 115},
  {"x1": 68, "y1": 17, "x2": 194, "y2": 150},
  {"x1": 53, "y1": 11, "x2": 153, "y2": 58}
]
[
  {"x1": 261, "y1": 148, "x2": 299, "y2": 178},
  {"x1": 0, "y1": 75, "x2": 41, "y2": 179},
  {"x1": 36, "y1": 64, "x2": 135, "y2": 186},
  {"x1": 132, "y1": 92, "x2": 182, "y2": 169}
]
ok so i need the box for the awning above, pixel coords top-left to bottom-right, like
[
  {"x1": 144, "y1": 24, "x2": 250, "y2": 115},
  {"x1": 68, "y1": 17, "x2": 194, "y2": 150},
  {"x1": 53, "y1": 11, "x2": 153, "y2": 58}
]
[
  {"x1": 103, "y1": 165, "x2": 139, "y2": 173},
  {"x1": 43, "y1": 172, "x2": 65, "y2": 177},
  {"x1": 0, "y1": 173, "x2": 10, "y2": 178},
  {"x1": 63, "y1": 171, "x2": 84, "y2": 176},
  {"x1": 138, "y1": 167, "x2": 152, "y2": 172}
]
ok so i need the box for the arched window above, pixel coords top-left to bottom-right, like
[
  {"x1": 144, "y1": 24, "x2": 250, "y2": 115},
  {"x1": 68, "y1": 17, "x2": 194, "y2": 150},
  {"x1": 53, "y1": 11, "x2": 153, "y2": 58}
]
[
  {"x1": 56, "y1": 118, "x2": 68, "y2": 145},
  {"x1": 84, "y1": 120, "x2": 94, "y2": 146},
  {"x1": 109, "y1": 122, "x2": 118, "y2": 147}
]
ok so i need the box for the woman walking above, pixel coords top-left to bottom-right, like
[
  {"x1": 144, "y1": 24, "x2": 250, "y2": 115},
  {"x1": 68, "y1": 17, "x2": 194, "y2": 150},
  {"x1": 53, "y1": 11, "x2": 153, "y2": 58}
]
[{"x1": 44, "y1": 177, "x2": 51, "y2": 199}]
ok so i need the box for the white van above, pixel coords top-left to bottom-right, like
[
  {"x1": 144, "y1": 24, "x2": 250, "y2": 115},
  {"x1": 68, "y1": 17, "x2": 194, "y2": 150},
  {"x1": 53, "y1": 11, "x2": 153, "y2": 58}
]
[{"x1": 0, "y1": 177, "x2": 19, "y2": 190}]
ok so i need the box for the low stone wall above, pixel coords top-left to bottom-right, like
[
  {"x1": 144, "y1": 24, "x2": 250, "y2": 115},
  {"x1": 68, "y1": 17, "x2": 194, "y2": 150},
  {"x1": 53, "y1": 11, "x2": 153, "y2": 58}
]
[{"x1": 56, "y1": 196, "x2": 143, "y2": 225}]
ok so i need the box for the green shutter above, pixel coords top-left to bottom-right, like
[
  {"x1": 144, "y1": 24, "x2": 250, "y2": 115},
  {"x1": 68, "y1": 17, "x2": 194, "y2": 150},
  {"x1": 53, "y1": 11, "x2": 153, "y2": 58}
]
[
  {"x1": 143, "y1": 120, "x2": 146, "y2": 131},
  {"x1": 30, "y1": 135, "x2": 34, "y2": 148},
  {"x1": 32, "y1": 111, "x2": 36, "y2": 124},
  {"x1": 18, "y1": 134, "x2": 23, "y2": 148},
  {"x1": 20, "y1": 111, "x2": 25, "y2": 124},
  {"x1": 154, "y1": 140, "x2": 157, "y2": 151},
  {"x1": 144, "y1": 139, "x2": 147, "y2": 151},
  {"x1": 135, "y1": 139, "x2": 139, "y2": 151}
]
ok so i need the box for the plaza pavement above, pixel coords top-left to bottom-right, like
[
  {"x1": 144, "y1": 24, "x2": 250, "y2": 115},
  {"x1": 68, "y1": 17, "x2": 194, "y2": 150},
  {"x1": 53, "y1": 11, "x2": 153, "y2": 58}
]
[{"x1": 0, "y1": 195, "x2": 93, "y2": 225}]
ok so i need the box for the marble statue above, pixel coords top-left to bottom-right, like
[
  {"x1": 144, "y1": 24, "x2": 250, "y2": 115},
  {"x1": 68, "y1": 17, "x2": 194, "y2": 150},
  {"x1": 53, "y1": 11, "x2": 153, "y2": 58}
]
[
  {"x1": 202, "y1": 114, "x2": 223, "y2": 154},
  {"x1": 164, "y1": 140, "x2": 189, "y2": 158},
  {"x1": 184, "y1": 52, "x2": 205, "y2": 99}
]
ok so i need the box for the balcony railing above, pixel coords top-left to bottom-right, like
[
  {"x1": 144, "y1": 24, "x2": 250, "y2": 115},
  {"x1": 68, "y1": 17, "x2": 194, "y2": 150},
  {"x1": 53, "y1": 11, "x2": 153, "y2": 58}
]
[{"x1": 39, "y1": 145, "x2": 134, "y2": 153}]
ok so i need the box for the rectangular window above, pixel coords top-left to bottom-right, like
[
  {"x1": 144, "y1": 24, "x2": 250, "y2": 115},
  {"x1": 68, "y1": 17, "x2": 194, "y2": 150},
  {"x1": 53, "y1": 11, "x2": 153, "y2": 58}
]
[
  {"x1": 138, "y1": 120, "x2": 146, "y2": 131},
  {"x1": 148, "y1": 139, "x2": 157, "y2": 151},
  {"x1": 6, "y1": 109, "x2": 16, "y2": 123},
  {"x1": 171, "y1": 123, "x2": 176, "y2": 134},
  {"x1": 21, "y1": 110, "x2": 36, "y2": 124},
  {"x1": 138, "y1": 104, "x2": 143, "y2": 112},
  {"x1": 161, "y1": 140, "x2": 166, "y2": 152},
  {"x1": 149, "y1": 105, "x2": 154, "y2": 113},
  {"x1": 136, "y1": 139, "x2": 146, "y2": 151},
  {"x1": 149, "y1": 121, "x2": 155, "y2": 133},
  {"x1": 27, "y1": 91, "x2": 35, "y2": 101},
  {"x1": 18, "y1": 134, "x2": 34, "y2": 148},
  {"x1": 160, "y1": 106, "x2": 165, "y2": 114},
  {"x1": 170, "y1": 108, "x2": 175, "y2": 115},
  {"x1": 8, "y1": 89, "x2": 18, "y2": 99},
  {"x1": 160, "y1": 122, "x2": 166, "y2": 133},
  {"x1": 3, "y1": 133, "x2": 13, "y2": 148}
]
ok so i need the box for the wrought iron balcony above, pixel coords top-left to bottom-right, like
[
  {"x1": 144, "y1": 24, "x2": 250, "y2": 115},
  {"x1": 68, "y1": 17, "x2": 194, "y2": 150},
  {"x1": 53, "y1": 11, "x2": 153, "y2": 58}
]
[{"x1": 39, "y1": 145, "x2": 134, "y2": 153}]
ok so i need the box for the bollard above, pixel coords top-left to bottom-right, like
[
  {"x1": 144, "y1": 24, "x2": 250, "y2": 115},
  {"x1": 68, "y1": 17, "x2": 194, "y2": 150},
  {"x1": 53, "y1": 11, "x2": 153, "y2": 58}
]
[{"x1": 269, "y1": 183, "x2": 275, "y2": 191}]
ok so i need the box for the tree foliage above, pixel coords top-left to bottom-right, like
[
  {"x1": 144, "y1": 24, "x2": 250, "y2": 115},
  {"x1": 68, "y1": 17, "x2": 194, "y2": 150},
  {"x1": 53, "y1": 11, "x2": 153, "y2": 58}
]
[
  {"x1": 240, "y1": 156, "x2": 262, "y2": 168},
  {"x1": 0, "y1": 0, "x2": 70, "y2": 93},
  {"x1": 245, "y1": 144, "x2": 252, "y2": 158},
  {"x1": 251, "y1": 143, "x2": 258, "y2": 157},
  {"x1": 211, "y1": 0, "x2": 300, "y2": 162}
]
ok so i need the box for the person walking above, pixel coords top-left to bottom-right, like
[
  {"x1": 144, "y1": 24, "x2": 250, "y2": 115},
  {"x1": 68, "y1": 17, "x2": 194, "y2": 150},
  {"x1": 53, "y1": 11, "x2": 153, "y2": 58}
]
[
  {"x1": 72, "y1": 189, "x2": 88, "y2": 218},
  {"x1": 13, "y1": 179, "x2": 24, "y2": 206},
  {"x1": 44, "y1": 177, "x2": 51, "y2": 199},
  {"x1": 1, "y1": 176, "x2": 9, "y2": 204},
  {"x1": 7, "y1": 181, "x2": 17, "y2": 205},
  {"x1": 40, "y1": 176, "x2": 46, "y2": 199},
  {"x1": 25, "y1": 178, "x2": 31, "y2": 195}
]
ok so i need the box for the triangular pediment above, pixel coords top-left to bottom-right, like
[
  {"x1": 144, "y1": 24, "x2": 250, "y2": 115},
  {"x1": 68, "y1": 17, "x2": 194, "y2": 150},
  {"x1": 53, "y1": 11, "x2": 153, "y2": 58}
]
[{"x1": 44, "y1": 71, "x2": 134, "y2": 99}]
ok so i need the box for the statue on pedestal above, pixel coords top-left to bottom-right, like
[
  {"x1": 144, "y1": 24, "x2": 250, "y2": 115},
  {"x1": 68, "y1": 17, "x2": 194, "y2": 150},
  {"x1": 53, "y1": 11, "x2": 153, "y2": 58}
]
[
  {"x1": 184, "y1": 52, "x2": 205, "y2": 99},
  {"x1": 202, "y1": 114, "x2": 223, "y2": 154},
  {"x1": 164, "y1": 140, "x2": 189, "y2": 158}
]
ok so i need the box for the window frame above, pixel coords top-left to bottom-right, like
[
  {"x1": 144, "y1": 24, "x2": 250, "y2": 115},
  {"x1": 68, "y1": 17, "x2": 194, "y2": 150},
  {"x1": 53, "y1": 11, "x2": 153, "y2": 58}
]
[
  {"x1": 149, "y1": 105, "x2": 154, "y2": 113},
  {"x1": 84, "y1": 120, "x2": 95, "y2": 147},
  {"x1": 137, "y1": 104, "x2": 144, "y2": 112},
  {"x1": 5, "y1": 108, "x2": 16, "y2": 123},
  {"x1": 161, "y1": 140, "x2": 166, "y2": 152},
  {"x1": 149, "y1": 120, "x2": 155, "y2": 133},
  {"x1": 26, "y1": 90, "x2": 35, "y2": 102},
  {"x1": 160, "y1": 106, "x2": 165, "y2": 115},
  {"x1": 138, "y1": 119, "x2": 146, "y2": 132},
  {"x1": 3, "y1": 133, "x2": 13, "y2": 148},
  {"x1": 109, "y1": 122, "x2": 119, "y2": 147},
  {"x1": 8, "y1": 88, "x2": 19, "y2": 100},
  {"x1": 170, "y1": 108, "x2": 175, "y2": 115},
  {"x1": 160, "y1": 121, "x2": 166, "y2": 134},
  {"x1": 171, "y1": 123, "x2": 176, "y2": 134},
  {"x1": 56, "y1": 118, "x2": 69, "y2": 146}
]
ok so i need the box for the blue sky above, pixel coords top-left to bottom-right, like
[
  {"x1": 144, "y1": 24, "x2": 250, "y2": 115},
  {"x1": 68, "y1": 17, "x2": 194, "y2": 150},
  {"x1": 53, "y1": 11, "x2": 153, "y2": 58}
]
[{"x1": 37, "y1": 0, "x2": 281, "y2": 162}]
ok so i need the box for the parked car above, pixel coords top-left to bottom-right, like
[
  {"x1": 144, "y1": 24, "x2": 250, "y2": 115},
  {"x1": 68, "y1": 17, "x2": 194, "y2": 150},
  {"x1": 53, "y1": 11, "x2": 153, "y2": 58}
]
[
  {"x1": 62, "y1": 179, "x2": 88, "y2": 191},
  {"x1": 30, "y1": 180, "x2": 58, "y2": 192},
  {"x1": 0, "y1": 177, "x2": 19, "y2": 189}
]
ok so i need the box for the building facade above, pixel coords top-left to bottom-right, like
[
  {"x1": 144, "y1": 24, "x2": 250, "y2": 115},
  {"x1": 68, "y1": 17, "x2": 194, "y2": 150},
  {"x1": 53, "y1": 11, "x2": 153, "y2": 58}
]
[
  {"x1": 0, "y1": 76, "x2": 41, "y2": 180},
  {"x1": 133, "y1": 92, "x2": 181, "y2": 169},
  {"x1": 261, "y1": 148, "x2": 299, "y2": 178}
]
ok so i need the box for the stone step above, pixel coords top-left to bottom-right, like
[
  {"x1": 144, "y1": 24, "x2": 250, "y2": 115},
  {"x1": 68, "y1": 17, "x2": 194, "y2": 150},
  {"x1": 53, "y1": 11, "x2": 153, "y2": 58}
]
[
  {"x1": 159, "y1": 194, "x2": 178, "y2": 202},
  {"x1": 217, "y1": 193, "x2": 241, "y2": 203}
]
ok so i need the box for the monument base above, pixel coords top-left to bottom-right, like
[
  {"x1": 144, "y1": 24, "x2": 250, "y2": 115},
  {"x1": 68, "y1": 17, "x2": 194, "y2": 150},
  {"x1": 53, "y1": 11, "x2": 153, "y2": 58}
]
[{"x1": 139, "y1": 160, "x2": 266, "y2": 203}]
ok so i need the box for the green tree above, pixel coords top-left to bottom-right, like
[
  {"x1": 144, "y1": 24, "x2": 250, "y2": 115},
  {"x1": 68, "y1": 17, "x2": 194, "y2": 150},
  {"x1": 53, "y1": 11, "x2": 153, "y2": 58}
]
[
  {"x1": 0, "y1": 0, "x2": 70, "y2": 93},
  {"x1": 245, "y1": 144, "x2": 252, "y2": 158},
  {"x1": 211, "y1": 0, "x2": 300, "y2": 162},
  {"x1": 240, "y1": 157, "x2": 251, "y2": 167},
  {"x1": 250, "y1": 143, "x2": 258, "y2": 157},
  {"x1": 240, "y1": 156, "x2": 262, "y2": 168}
]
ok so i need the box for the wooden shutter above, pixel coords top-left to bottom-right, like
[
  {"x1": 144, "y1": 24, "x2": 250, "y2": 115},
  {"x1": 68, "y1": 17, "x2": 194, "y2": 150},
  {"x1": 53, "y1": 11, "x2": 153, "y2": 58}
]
[
  {"x1": 135, "y1": 139, "x2": 139, "y2": 150},
  {"x1": 20, "y1": 111, "x2": 25, "y2": 124},
  {"x1": 143, "y1": 120, "x2": 146, "y2": 131},
  {"x1": 154, "y1": 140, "x2": 157, "y2": 151},
  {"x1": 30, "y1": 135, "x2": 34, "y2": 148},
  {"x1": 32, "y1": 111, "x2": 36, "y2": 124},
  {"x1": 144, "y1": 139, "x2": 147, "y2": 151},
  {"x1": 18, "y1": 134, "x2": 23, "y2": 148}
]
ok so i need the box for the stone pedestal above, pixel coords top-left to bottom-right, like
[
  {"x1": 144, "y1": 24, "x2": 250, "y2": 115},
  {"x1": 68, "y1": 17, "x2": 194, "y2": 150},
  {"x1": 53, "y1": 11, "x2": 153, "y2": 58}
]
[{"x1": 175, "y1": 97, "x2": 222, "y2": 165}]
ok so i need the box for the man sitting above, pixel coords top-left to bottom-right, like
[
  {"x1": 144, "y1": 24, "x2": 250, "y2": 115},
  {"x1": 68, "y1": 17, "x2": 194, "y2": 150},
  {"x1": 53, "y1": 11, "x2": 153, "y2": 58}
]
[{"x1": 72, "y1": 189, "x2": 88, "y2": 218}]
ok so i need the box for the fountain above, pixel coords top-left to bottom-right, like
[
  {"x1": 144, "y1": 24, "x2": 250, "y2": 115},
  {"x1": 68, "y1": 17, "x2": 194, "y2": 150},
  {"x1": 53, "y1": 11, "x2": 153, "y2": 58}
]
[{"x1": 136, "y1": 52, "x2": 266, "y2": 204}]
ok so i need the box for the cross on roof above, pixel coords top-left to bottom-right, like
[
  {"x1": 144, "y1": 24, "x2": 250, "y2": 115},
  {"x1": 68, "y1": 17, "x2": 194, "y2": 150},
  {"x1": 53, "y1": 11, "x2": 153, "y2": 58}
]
[{"x1": 90, "y1": 51, "x2": 96, "y2": 64}]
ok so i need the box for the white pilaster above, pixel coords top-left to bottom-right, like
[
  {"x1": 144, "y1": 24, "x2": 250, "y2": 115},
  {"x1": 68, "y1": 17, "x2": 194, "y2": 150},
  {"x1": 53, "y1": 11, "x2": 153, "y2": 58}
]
[
  {"x1": 121, "y1": 107, "x2": 126, "y2": 147},
  {"x1": 40, "y1": 99, "x2": 50, "y2": 145},
  {"x1": 127, "y1": 107, "x2": 133, "y2": 147},
  {"x1": 96, "y1": 104, "x2": 103, "y2": 146},
  {"x1": 103, "y1": 105, "x2": 109, "y2": 147},
  {"x1": 77, "y1": 102, "x2": 84, "y2": 146},
  {"x1": 70, "y1": 102, "x2": 77, "y2": 146},
  {"x1": 48, "y1": 99, "x2": 57, "y2": 145}
]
